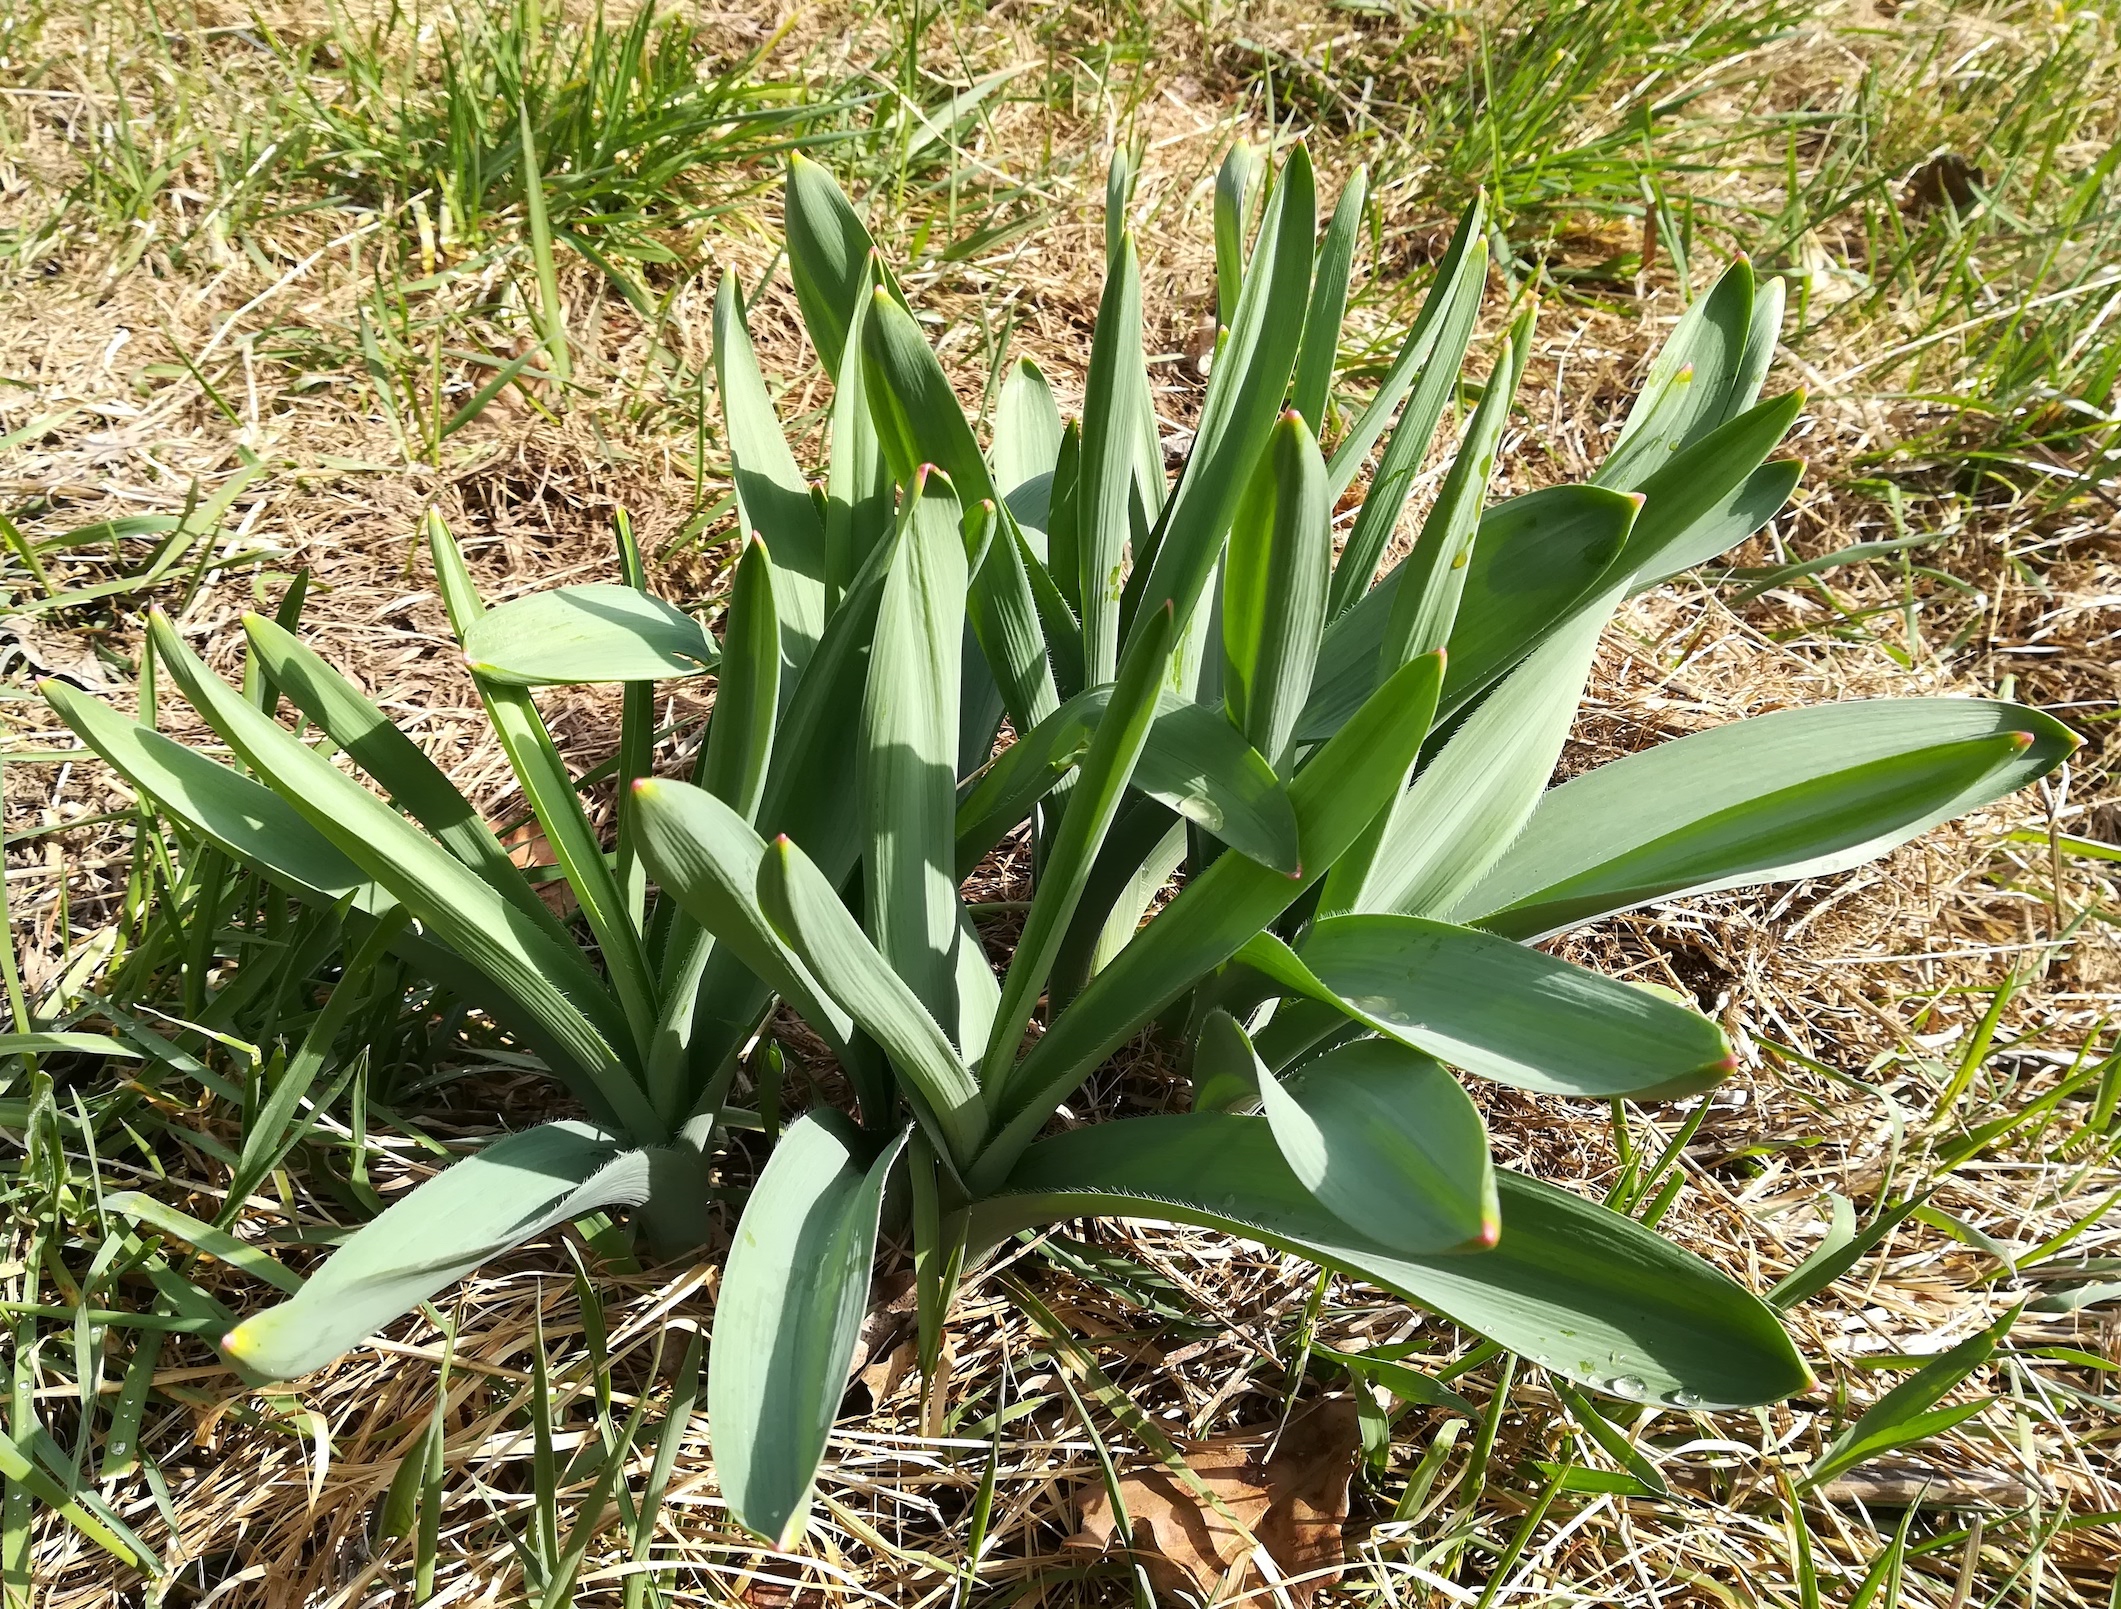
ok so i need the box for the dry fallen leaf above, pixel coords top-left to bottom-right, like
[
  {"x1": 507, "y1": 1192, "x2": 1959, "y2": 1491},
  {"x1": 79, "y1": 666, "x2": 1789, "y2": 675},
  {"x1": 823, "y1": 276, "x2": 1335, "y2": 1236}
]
[{"x1": 1069, "y1": 1396, "x2": 1362, "y2": 1604}]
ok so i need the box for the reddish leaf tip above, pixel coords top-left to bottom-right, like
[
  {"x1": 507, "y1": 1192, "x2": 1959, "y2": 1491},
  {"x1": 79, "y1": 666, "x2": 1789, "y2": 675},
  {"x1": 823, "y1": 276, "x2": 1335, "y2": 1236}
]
[
  {"x1": 1475, "y1": 1215, "x2": 1501, "y2": 1250},
  {"x1": 2007, "y1": 730, "x2": 2034, "y2": 752}
]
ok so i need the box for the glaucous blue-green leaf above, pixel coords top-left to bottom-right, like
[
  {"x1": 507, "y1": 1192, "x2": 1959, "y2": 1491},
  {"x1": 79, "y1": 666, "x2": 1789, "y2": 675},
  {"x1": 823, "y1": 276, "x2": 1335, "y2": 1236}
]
[
  {"x1": 710, "y1": 1112, "x2": 905, "y2": 1547},
  {"x1": 954, "y1": 687, "x2": 1298, "y2": 879},
  {"x1": 968, "y1": 1113, "x2": 1811, "y2": 1408},
  {"x1": 460, "y1": 583, "x2": 719, "y2": 686},
  {"x1": 1259, "y1": 1036, "x2": 1497, "y2": 1254},
  {"x1": 1455, "y1": 699, "x2": 2080, "y2": 940},
  {"x1": 1281, "y1": 915, "x2": 1735, "y2": 1100},
  {"x1": 1298, "y1": 485, "x2": 1633, "y2": 744},
  {"x1": 221, "y1": 1123, "x2": 654, "y2": 1380}
]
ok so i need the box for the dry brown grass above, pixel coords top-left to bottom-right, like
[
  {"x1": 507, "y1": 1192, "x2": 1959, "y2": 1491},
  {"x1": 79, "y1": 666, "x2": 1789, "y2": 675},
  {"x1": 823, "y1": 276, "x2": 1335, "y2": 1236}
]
[{"x1": 6, "y1": 0, "x2": 2119, "y2": 1604}]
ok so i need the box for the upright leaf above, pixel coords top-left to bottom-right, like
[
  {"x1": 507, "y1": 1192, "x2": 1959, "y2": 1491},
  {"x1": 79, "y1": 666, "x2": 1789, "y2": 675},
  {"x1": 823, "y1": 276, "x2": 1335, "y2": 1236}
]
[
  {"x1": 698, "y1": 534, "x2": 781, "y2": 824},
  {"x1": 709, "y1": 1113, "x2": 905, "y2": 1546},
  {"x1": 862, "y1": 466, "x2": 969, "y2": 1028},
  {"x1": 1221, "y1": 410, "x2": 1330, "y2": 769},
  {"x1": 715, "y1": 272, "x2": 829, "y2": 679},
  {"x1": 1291, "y1": 168, "x2": 1367, "y2": 436},
  {"x1": 1079, "y1": 230, "x2": 1149, "y2": 685}
]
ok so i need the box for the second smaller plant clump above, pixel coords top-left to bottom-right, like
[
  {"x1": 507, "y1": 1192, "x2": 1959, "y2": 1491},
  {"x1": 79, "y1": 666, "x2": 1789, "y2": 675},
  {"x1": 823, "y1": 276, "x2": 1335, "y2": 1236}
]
[{"x1": 49, "y1": 146, "x2": 2074, "y2": 1548}]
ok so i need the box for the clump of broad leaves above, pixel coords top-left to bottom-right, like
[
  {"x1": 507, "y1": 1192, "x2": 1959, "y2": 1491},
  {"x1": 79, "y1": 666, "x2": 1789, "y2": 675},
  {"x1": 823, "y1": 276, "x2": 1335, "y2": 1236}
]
[{"x1": 50, "y1": 146, "x2": 2073, "y2": 1546}]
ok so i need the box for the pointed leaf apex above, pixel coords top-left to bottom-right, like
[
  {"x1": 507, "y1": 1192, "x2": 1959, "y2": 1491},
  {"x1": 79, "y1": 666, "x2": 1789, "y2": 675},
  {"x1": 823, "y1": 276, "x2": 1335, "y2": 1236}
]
[
  {"x1": 746, "y1": 531, "x2": 770, "y2": 556},
  {"x1": 1626, "y1": 491, "x2": 1648, "y2": 510},
  {"x1": 870, "y1": 282, "x2": 890, "y2": 301},
  {"x1": 632, "y1": 776, "x2": 659, "y2": 796},
  {"x1": 1675, "y1": 363, "x2": 1695, "y2": 382},
  {"x1": 2006, "y1": 730, "x2": 2035, "y2": 753},
  {"x1": 1474, "y1": 1215, "x2": 1502, "y2": 1250},
  {"x1": 220, "y1": 1325, "x2": 262, "y2": 1367}
]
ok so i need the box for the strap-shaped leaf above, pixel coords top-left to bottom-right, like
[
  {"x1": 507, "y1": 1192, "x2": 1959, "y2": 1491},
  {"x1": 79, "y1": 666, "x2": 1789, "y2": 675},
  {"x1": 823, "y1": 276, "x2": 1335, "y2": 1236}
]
[
  {"x1": 460, "y1": 584, "x2": 719, "y2": 685},
  {"x1": 1616, "y1": 389, "x2": 1804, "y2": 585},
  {"x1": 955, "y1": 688, "x2": 1298, "y2": 879},
  {"x1": 146, "y1": 613, "x2": 654, "y2": 1134},
  {"x1": 1325, "y1": 196, "x2": 1487, "y2": 503},
  {"x1": 221, "y1": 1122, "x2": 654, "y2": 1380},
  {"x1": 1326, "y1": 239, "x2": 1487, "y2": 619},
  {"x1": 1221, "y1": 410, "x2": 1329, "y2": 769},
  {"x1": 990, "y1": 356, "x2": 1063, "y2": 544},
  {"x1": 1271, "y1": 916, "x2": 1735, "y2": 1100},
  {"x1": 783, "y1": 153, "x2": 908, "y2": 375},
  {"x1": 698, "y1": 534, "x2": 780, "y2": 824},
  {"x1": 428, "y1": 521, "x2": 661, "y2": 1054},
  {"x1": 244, "y1": 615, "x2": 567, "y2": 941},
  {"x1": 630, "y1": 779, "x2": 859, "y2": 1064},
  {"x1": 1599, "y1": 257, "x2": 1757, "y2": 492},
  {"x1": 860, "y1": 287, "x2": 1059, "y2": 731},
  {"x1": 756, "y1": 834, "x2": 986, "y2": 1165},
  {"x1": 969, "y1": 1112, "x2": 1811, "y2": 1409},
  {"x1": 974, "y1": 649, "x2": 1444, "y2": 1190},
  {"x1": 1455, "y1": 699, "x2": 2079, "y2": 940},
  {"x1": 1079, "y1": 229, "x2": 1149, "y2": 684},
  {"x1": 1190, "y1": 1007, "x2": 1265, "y2": 1113},
  {"x1": 985, "y1": 601, "x2": 1173, "y2": 1089},
  {"x1": 863, "y1": 466, "x2": 968, "y2": 1027},
  {"x1": 1357, "y1": 598, "x2": 1615, "y2": 919},
  {"x1": 1128, "y1": 144, "x2": 1315, "y2": 641},
  {"x1": 715, "y1": 271, "x2": 829, "y2": 679},
  {"x1": 709, "y1": 1112, "x2": 905, "y2": 1547},
  {"x1": 1630, "y1": 459, "x2": 1803, "y2": 592},
  {"x1": 1298, "y1": 485, "x2": 1633, "y2": 745},
  {"x1": 1291, "y1": 167, "x2": 1367, "y2": 436},
  {"x1": 45, "y1": 681, "x2": 375, "y2": 910},
  {"x1": 1212, "y1": 142, "x2": 1260, "y2": 329},
  {"x1": 1260, "y1": 1036, "x2": 1497, "y2": 1254},
  {"x1": 823, "y1": 252, "x2": 893, "y2": 614}
]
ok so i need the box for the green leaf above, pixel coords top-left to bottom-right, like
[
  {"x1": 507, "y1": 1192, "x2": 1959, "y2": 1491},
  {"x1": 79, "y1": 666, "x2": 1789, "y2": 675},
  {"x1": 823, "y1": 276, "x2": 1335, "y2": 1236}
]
[
  {"x1": 1454, "y1": 699, "x2": 2078, "y2": 940},
  {"x1": 1221, "y1": 410, "x2": 1330, "y2": 769},
  {"x1": 1129, "y1": 144, "x2": 1315, "y2": 640},
  {"x1": 1325, "y1": 241, "x2": 1487, "y2": 619},
  {"x1": 715, "y1": 271, "x2": 829, "y2": 678},
  {"x1": 698, "y1": 535, "x2": 781, "y2": 824},
  {"x1": 1615, "y1": 390, "x2": 1804, "y2": 585},
  {"x1": 955, "y1": 688, "x2": 1299, "y2": 880},
  {"x1": 1298, "y1": 485, "x2": 1633, "y2": 745},
  {"x1": 784, "y1": 153, "x2": 905, "y2": 375},
  {"x1": 1213, "y1": 143, "x2": 1260, "y2": 329},
  {"x1": 245, "y1": 613, "x2": 567, "y2": 940},
  {"x1": 755, "y1": 834, "x2": 986, "y2": 1165},
  {"x1": 1292, "y1": 167, "x2": 1367, "y2": 436},
  {"x1": 460, "y1": 584, "x2": 719, "y2": 685},
  {"x1": 1599, "y1": 257, "x2": 1757, "y2": 492},
  {"x1": 990, "y1": 356, "x2": 1063, "y2": 542},
  {"x1": 1313, "y1": 1343, "x2": 1477, "y2": 1415},
  {"x1": 428, "y1": 524, "x2": 662, "y2": 1059},
  {"x1": 143, "y1": 613, "x2": 653, "y2": 1134},
  {"x1": 969, "y1": 1112, "x2": 1811, "y2": 1408},
  {"x1": 822, "y1": 260, "x2": 894, "y2": 613},
  {"x1": 220, "y1": 1123, "x2": 655, "y2": 1380},
  {"x1": 105, "y1": 1191, "x2": 302, "y2": 1294},
  {"x1": 1325, "y1": 196, "x2": 1487, "y2": 504},
  {"x1": 710, "y1": 1112, "x2": 905, "y2": 1547},
  {"x1": 0, "y1": 1032, "x2": 141, "y2": 1061},
  {"x1": 1259, "y1": 1036, "x2": 1497, "y2": 1254},
  {"x1": 1356, "y1": 600, "x2": 1616, "y2": 919},
  {"x1": 1253, "y1": 916, "x2": 1736, "y2": 1100},
  {"x1": 1803, "y1": 1306, "x2": 2016, "y2": 1490},
  {"x1": 1189, "y1": 1007, "x2": 1265, "y2": 1113},
  {"x1": 630, "y1": 779, "x2": 860, "y2": 1065},
  {"x1": 1079, "y1": 229, "x2": 1149, "y2": 684},
  {"x1": 862, "y1": 465, "x2": 969, "y2": 1029},
  {"x1": 1548, "y1": 1376, "x2": 1672, "y2": 1496},
  {"x1": 859, "y1": 288, "x2": 1059, "y2": 731},
  {"x1": 986, "y1": 601, "x2": 1174, "y2": 1089},
  {"x1": 974, "y1": 649, "x2": 1444, "y2": 1190}
]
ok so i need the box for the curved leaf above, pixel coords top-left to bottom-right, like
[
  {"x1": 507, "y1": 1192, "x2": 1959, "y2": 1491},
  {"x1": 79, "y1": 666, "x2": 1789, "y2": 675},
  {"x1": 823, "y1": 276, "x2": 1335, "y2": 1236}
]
[
  {"x1": 461, "y1": 584, "x2": 718, "y2": 686},
  {"x1": 969, "y1": 1112, "x2": 1811, "y2": 1408},
  {"x1": 1455, "y1": 699, "x2": 2079, "y2": 940},
  {"x1": 710, "y1": 1113, "x2": 905, "y2": 1547},
  {"x1": 1285, "y1": 915, "x2": 1735, "y2": 1100},
  {"x1": 221, "y1": 1123, "x2": 654, "y2": 1380},
  {"x1": 1261, "y1": 1037, "x2": 1497, "y2": 1254}
]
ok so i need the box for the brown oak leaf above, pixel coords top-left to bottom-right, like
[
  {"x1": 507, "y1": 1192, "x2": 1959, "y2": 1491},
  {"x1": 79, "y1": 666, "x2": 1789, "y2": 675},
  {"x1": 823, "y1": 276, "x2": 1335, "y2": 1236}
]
[{"x1": 1068, "y1": 1396, "x2": 1361, "y2": 1604}]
